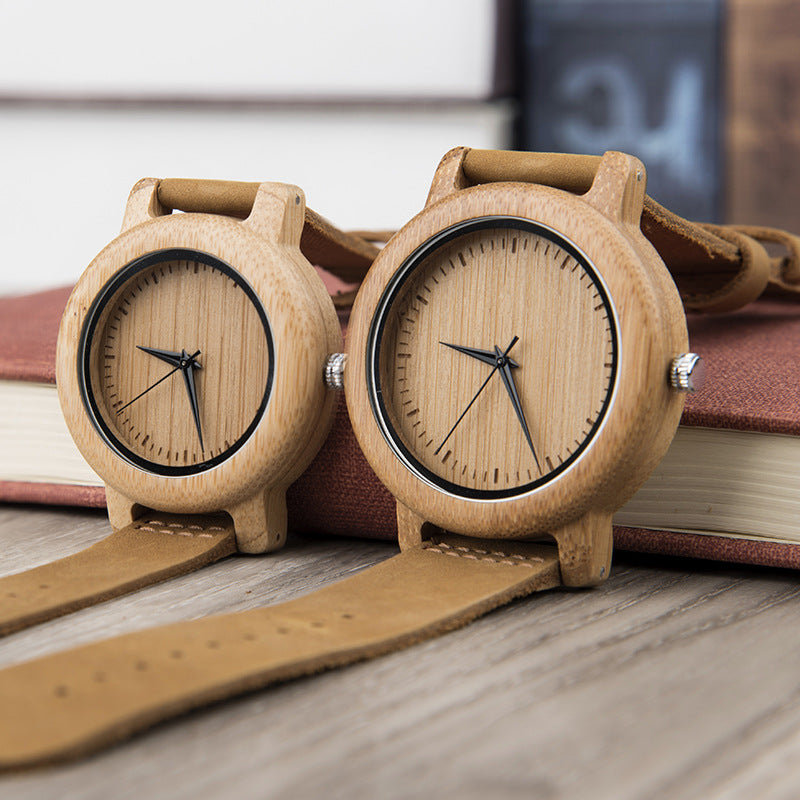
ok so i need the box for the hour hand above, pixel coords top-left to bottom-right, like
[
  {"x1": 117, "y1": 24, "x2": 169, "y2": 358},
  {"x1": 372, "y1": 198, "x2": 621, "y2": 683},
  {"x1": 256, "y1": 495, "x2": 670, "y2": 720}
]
[
  {"x1": 440, "y1": 341, "x2": 519, "y2": 369},
  {"x1": 137, "y1": 345, "x2": 185, "y2": 368}
]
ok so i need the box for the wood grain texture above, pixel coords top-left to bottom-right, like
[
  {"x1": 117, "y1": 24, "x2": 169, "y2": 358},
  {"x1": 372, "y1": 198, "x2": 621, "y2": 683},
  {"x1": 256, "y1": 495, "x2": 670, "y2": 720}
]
[{"x1": 1, "y1": 505, "x2": 800, "y2": 799}]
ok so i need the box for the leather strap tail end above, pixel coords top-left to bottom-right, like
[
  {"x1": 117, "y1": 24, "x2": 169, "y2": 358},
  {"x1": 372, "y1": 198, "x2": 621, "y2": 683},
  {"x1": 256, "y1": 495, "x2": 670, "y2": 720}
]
[
  {"x1": 0, "y1": 515, "x2": 237, "y2": 637},
  {"x1": 0, "y1": 536, "x2": 559, "y2": 770}
]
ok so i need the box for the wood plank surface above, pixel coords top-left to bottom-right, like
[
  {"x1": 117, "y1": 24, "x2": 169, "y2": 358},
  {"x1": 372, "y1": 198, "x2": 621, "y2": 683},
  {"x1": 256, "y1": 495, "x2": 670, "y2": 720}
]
[{"x1": 1, "y1": 504, "x2": 799, "y2": 799}]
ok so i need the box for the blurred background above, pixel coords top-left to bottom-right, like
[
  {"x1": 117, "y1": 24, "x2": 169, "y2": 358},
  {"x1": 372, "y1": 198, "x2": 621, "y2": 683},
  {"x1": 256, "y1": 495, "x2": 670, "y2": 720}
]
[{"x1": 0, "y1": 0, "x2": 796, "y2": 295}]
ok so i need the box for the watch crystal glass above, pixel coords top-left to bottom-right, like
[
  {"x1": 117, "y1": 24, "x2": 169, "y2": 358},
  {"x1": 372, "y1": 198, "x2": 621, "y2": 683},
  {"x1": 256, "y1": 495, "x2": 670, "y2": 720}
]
[
  {"x1": 368, "y1": 217, "x2": 618, "y2": 499},
  {"x1": 79, "y1": 248, "x2": 274, "y2": 476}
]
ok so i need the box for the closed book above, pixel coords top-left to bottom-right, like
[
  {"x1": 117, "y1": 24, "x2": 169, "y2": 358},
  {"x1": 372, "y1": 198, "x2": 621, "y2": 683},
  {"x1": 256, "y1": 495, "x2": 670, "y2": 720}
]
[{"x1": 1, "y1": 286, "x2": 798, "y2": 568}]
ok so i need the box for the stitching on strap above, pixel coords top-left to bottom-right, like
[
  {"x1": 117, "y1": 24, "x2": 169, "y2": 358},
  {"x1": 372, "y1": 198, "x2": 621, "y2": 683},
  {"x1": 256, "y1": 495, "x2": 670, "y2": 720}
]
[
  {"x1": 423, "y1": 540, "x2": 544, "y2": 568},
  {"x1": 134, "y1": 519, "x2": 228, "y2": 539}
]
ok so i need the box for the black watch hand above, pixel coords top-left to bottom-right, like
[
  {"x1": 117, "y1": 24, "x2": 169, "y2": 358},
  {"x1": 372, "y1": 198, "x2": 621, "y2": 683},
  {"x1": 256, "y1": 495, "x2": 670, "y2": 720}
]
[
  {"x1": 137, "y1": 345, "x2": 184, "y2": 368},
  {"x1": 440, "y1": 341, "x2": 519, "y2": 369},
  {"x1": 180, "y1": 350, "x2": 205, "y2": 453},
  {"x1": 434, "y1": 336, "x2": 519, "y2": 456},
  {"x1": 116, "y1": 349, "x2": 201, "y2": 416},
  {"x1": 495, "y1": 345, "x2": 541, "y2": 473}
]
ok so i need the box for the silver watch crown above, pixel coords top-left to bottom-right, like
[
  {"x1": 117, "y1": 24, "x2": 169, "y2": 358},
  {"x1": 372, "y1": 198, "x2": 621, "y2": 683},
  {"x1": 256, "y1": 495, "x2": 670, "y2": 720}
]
[
  {"x1": 669, "y1": 353, "x2": 705, "y2": 392},
  {"x1": 323, "y1": 353, "x2": 347, "y2": 391}
]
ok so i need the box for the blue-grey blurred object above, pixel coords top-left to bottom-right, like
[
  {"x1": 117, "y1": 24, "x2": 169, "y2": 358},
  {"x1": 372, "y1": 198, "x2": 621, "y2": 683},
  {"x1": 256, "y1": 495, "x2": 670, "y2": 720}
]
[{"x1": 519, "y1": 0, "x2": 723, "y2": 222}]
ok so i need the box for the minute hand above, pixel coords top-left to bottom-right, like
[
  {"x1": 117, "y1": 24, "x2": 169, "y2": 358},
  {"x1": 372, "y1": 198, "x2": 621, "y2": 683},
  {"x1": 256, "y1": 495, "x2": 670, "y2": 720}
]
[
  {"x1": 495, "y1": 345, "x2": 541, "y2": 473},
  {"x1": 181, "y1": 352, "x2": 205, "y2": 454}
]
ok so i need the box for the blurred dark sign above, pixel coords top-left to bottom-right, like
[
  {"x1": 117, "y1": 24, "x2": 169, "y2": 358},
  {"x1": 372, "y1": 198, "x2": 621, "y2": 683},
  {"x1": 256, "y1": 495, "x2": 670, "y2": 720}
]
[{"x1": 519, "y1": 0, "x2": 723, "y2": 222}]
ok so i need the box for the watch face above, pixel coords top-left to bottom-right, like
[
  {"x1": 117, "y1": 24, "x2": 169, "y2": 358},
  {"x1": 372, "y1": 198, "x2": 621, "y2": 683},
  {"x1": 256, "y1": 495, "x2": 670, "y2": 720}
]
[
  {"x1": 79, "y1": 248, "x2": 274, "y2": 476},
  {"x1": 368, "y1": 217, "x2": 619, "y2": 500}
]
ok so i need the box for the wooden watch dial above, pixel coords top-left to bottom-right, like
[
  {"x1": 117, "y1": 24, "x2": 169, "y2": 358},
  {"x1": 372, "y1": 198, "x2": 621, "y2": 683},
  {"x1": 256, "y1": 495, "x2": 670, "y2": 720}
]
[
  {"x1": 80, "y1": 248, "x2": 273, "y2": 476},
  {"x1": 369, "y1": 217, "x2": 618, "y2": 499}
]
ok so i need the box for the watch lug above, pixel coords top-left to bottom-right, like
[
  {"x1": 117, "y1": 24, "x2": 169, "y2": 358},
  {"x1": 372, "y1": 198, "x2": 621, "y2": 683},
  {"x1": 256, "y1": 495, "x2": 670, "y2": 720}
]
[
  {"x1": 425, "y1": 146, "x2": 472, "y2": 207},
  {"x1": 120, "y1": 178, "x2": 168, "y2": 232},
  {"x1": 551, "y1": 511, "x2": 613, "y2": 587},
  {"x1": 105, "y1": 486, "x2": 145, "y2": 531},
  {"x1": 583, "y1": 151, "x2": 647, "y2": 228},
  {"x1": 396, "y1": 501, "x2": 429, "y2": 551},
  {"x1": 228, "y1": 486, "x2": 288, "y2": 554},
  {"x1": 241, "y1": 182, "x2": 305, "y2": 246}
]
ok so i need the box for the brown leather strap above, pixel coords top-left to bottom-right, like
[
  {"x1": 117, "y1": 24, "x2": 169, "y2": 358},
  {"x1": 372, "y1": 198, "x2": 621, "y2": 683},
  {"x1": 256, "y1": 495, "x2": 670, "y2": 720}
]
[
  {"x1": 0, "y1": 535, "x2": 559, "y2": 769},
  {"x1": 0, "y1": 514, "x2": 236, "y2": 637},
  {"x1": 727, "y1": 225, "x2": 800, "y2": 292},
  {"x1": 461, "y1": 148, "x2": 800, "y2": 312},
  {"x1": 156, "y1": 179, "x2": 378, "y2": 283}
]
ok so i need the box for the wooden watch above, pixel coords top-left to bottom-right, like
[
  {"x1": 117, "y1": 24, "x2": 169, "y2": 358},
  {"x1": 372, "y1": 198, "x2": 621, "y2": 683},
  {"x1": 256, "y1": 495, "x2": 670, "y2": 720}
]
[
  {"x1": 346, "y1": 148, "x2": 689, "y2": 586},
  {"x1": 346, "y1": 147, "x2": 798, "y2": 582},
  {"x1": 0, "y1": 178, "x2": 378, "y2": 636},
  {"x1": 1, "y1": 148, "x2": 796, "y2": 770}
]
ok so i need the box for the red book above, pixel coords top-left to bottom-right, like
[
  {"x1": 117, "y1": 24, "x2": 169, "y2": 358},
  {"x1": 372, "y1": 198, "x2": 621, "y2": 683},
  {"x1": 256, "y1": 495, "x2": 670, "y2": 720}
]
[{"x1": 1, "y1": 285, "x2": 798, "y2": 569}]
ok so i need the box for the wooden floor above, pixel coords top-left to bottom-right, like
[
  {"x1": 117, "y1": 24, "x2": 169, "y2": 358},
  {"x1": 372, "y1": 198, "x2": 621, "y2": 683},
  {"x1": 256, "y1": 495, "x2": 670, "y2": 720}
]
[{"x1": 1, "y1": 504, "x2": 799, "y2": 800}]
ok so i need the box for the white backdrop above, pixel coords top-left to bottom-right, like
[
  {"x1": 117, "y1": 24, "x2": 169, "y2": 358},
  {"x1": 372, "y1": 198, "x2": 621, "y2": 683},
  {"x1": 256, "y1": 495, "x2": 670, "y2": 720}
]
[{"x1": 0, "y1": 0, "x2": 509, "y2": 294}]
